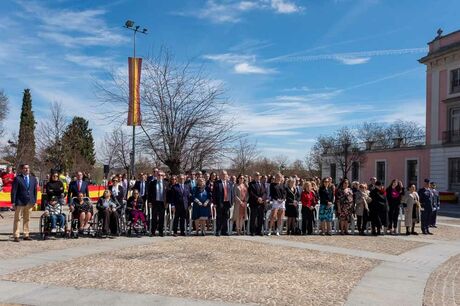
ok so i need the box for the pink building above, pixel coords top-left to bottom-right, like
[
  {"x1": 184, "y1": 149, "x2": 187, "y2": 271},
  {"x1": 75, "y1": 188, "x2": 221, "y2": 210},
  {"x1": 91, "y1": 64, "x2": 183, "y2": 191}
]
[{"x1": 322, "y1": 29, "x2": 460, "y2": 192}]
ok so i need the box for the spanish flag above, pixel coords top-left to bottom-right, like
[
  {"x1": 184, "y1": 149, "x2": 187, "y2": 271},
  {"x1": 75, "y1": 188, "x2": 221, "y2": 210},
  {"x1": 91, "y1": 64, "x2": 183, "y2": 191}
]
[{"x1": 128, "y1": 57, "x2": 142, "y2": 126}]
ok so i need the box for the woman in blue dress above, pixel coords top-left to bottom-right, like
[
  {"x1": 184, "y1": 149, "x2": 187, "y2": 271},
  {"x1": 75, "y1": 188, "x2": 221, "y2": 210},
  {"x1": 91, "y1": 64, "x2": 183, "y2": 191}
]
[
  {"x1": 319, "y1": 178, "x2": 334, "y2": 235},
  {"x1": 192, "y1": 178, "x2": 211, "y2": 236}
]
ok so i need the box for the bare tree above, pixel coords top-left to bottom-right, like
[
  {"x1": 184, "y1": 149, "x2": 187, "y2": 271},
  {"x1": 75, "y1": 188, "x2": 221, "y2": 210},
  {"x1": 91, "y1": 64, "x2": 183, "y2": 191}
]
[
  {"x1": 0, "y1": 132, "x2": 18, "y2": 165},
  {"x1": 357, "y1": 121, "x2": 391, "y2": 149},
  {"x1": 230, "y1": 138, "x2": 259, "y2": 174},
  {"x1": 314, "y1": 127, "x2": 366, "y2": 180},
  {"x1": 97, "y1": 49, "x2": 238, "y2": 174},
  {"x1": 249, "y1": 157, "x2": 278, "y2": 176},
  {"x1": 36, "y1": 102, "x2": 68, "y2": 171},
  {"x1": 388, "y1": 120, "x2": 424, "y2": 145},
  {"x1": 0, "y1": 90, "x2": 8, "y2": 138},
  {"x1": 100, "y1": 128, "x2": 132, "y2": 174}
]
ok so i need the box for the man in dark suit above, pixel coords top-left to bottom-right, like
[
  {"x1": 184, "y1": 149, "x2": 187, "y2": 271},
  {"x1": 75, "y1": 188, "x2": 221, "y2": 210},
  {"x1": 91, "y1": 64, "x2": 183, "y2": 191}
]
[
  {"x1": 248, "y1": 172, "x2": 266, "y2": 236},
  {"x1": 147, "y1": 172, "x2": 168, "y2": 236},
  {"x1": 11, "y1": 164, "x2": 38, "y2": 242},
  {"x1": 212, "y1": 170, "x2": 234, "y2": 236},
  {"x1": 67, "y1": 171, "x2": 89, "y2": 203},
  {"x1": 134, "y1": 174, "x2": 148, "y2": 203},
  {"x1": 170, "y1": 174, "x2": 191, "y2": 236},
  {"x1": 147, "y1": 168, "x2": 159, "y2": 183}
]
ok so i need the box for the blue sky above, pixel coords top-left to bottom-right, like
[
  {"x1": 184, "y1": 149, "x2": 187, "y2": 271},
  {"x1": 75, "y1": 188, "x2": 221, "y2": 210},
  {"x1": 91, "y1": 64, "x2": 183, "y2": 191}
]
[{"x1": 0, "y1": 0, "x2": 459, "y2": 163}]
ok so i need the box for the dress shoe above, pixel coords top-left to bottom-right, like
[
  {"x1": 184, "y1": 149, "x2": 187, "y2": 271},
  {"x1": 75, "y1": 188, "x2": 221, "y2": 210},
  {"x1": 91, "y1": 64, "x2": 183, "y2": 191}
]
[
  {"x1": 23, "y1": 236, "x2": 33, "y2": 241},
  {"x1": 13, "y1": 237, "x2": 20, "y2": 242}
]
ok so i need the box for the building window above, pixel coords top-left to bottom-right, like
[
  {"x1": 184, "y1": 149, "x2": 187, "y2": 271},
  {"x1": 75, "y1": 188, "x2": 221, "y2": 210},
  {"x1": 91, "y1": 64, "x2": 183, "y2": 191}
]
[
  {"x1": 351, "y1": 161, "x2": 359, "y2": 182},
  {"x1": 406, "y1": 160, "x2": 418, "y2": 188},
  {"x1": 451, "y1": 108, "x2": 460, "y2": 131},
  {"x1": 376, "y1": 161, "x2": 386, "y2": 186},
  {"x1": 452, "y1": 68, "x2": 460, "y2": 94},
  {"x1": 330, "y1": 163, "x2": 336, "y2": 184},
  {"x1": 448, "y1": 158, "x2": 460, "y2": 191}
]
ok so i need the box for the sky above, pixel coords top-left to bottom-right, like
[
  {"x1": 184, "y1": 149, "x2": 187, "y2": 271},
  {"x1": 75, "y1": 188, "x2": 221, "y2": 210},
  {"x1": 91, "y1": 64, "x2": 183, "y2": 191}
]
[{"x1": 0, "y1": 0, "x2": 459, "y2": 164}]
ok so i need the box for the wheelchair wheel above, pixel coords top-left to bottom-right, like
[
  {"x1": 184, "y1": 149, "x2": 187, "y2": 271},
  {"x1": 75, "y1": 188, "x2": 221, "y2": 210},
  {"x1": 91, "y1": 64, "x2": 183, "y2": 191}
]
[{"x1": 39, "y1": 215, "x2": 48, "y2": 240}]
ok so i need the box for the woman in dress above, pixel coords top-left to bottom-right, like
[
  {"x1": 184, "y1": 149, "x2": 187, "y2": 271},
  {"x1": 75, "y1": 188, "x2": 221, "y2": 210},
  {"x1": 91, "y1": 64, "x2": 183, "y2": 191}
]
[
  {"x1": 319, "y1": 178, "x2": 334, "y2": 235},
  {"x1": 71, "y1": 192, "x2": 93, "y2": 232},
  {"x1": 285, "y1": 178, "x2": 300, "y2": 235},
  {"x1": 191, "y1": 178, "x2": 211, "y2": 236},
  {"x1": 301, "y1": 181, "x2": 317, "y2": 235},
  {"x1": 268, "y1": 172, "x2": 286, "y2": 236},
  {"x1": 404, "y1": 184, "x2": 420, "y2": 235},
  {"x1": 386, "y1": 179, "x2": 404, "y2": 235},
  {"x1": 336, "y1": 178, "x2": 354, "y2": 235},
  {"x1": 233, "y1": 174, "x2": 249, "y2": 235}
]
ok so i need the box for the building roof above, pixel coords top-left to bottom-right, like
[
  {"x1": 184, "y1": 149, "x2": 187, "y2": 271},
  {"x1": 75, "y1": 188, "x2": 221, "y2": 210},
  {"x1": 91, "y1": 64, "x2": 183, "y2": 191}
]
[
  {"x1": 419, "y1": 29, "x2": 460, "y2": 64},
  {"x1": 419, "y1": 41, "x2": 460, "y2": 64}
]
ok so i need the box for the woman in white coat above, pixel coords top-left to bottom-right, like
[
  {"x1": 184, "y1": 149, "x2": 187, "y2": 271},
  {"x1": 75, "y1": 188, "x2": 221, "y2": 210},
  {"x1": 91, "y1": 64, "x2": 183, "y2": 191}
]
[{"x1": 404, "y1": 184, "x2": 421, "y2": 235}]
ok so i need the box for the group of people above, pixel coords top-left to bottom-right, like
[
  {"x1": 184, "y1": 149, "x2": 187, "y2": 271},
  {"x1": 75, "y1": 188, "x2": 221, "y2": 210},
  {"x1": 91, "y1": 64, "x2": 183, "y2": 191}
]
[{"x1": 7, "y1": 163, "x2": 442, "y2": 241}]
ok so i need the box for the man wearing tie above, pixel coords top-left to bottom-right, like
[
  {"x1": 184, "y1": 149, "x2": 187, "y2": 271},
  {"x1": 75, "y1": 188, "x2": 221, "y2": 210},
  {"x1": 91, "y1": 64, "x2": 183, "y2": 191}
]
[
  {"x1": 134, "y1": 174, "x2": 148, "y2": 203},
  {"x1": 212, "y1": 170, "x2": 234, "y2": 236},
  {"x1": 249, "y1": 172, "x2": 266, "y2": 236},
  {"x1": 171, "y1": 174, "x2": 191, "y2": 236},
  {"x1": 148, "y1": 172, "x2": 167, "y2": 236},
  {"x1": 11, "y1": 164, "x2": 37, "y2": 242},
  {"x1": 67, "y1": 172, "x2": 89, "y2": 203}
]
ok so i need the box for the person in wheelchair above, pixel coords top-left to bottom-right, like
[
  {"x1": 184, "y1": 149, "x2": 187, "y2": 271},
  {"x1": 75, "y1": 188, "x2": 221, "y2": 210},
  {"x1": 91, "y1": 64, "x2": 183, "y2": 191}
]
[
  {"x1": 70, "y1": 192, "x2": 93, "y2": 233},
  {"x1": 44, "y1": 196, "x2": 66, "y2": 233},
  {"x1": 97, "y1": 190, "x2": 119, "y2": 236},
  {"x1": 126, "y1": 189, "x2": 147, "y2": 231}
]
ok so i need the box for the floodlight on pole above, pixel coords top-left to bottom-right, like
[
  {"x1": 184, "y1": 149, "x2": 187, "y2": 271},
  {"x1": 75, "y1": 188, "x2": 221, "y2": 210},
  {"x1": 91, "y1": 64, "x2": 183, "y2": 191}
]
[{"x1": 123, "y1": 20, "x2": 148, "y2": 179}]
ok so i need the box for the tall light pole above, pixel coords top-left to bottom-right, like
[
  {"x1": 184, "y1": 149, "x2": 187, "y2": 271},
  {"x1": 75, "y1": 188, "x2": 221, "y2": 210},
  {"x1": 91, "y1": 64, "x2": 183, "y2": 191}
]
[{"x1": 124, "y1": 20, "x2": 147, "y2": 179}]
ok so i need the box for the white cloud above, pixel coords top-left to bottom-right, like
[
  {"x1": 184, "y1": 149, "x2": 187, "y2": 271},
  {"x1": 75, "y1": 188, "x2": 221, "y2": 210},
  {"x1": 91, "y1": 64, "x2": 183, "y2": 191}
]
[
  {"x1": 271, "y1": 0, "x2": 304, "y2": 14},
  {"x1": 204, "y1": 52, "x2": 275, "y2": 75},
  {"x1": 203, "y1": 53, "x2": 254, "y2": 64},
  {"x1": 64, "y1": 54, "x2": 117, "y2": 69},
  {"x1": 335, "y1": 56, "x2": 371, "y2": 65},
  {"x1": 234, "y1": 62, "x2": 275, "y2": 74},
  {"x1": 378, "y1": 100, "x2": 426, "y2": 126},
  {"x1": 266, "y1": 47, "x2": 428, "y2": 64},
  {"x1": 16, "y1": 1, "x2": 127, "y2": 47},
  {"x1": 177, "y1": 0, "x2": 304, "y2": 24}
]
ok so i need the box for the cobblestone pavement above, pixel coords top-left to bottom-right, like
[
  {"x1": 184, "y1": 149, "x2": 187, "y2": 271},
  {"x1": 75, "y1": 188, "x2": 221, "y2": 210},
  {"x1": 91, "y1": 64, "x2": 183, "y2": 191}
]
[
  {"x1": 424, "y1": 254, "x2": 460, "y2": 306},
  {"x1": 0, "y1": 209, "x2": 459, "y2": 305},
  {"x1": 270, "y1": 235, "x2": 427, "y2": 255},
  {"x1": 2, "y1": 238, "x2": 378, "y2": 306}
]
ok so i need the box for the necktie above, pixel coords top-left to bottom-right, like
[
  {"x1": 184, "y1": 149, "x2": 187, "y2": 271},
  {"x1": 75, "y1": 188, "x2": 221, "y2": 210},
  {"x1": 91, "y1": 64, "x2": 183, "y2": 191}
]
[
  {"x1": 25, "y1": 176, "x2": 29, "y2": 188},
  {"x1": 78, "y1": 181, "x2": 81, "y2": 192},
  {"x1": 159, "y1": 181, "x2": 163, "y2": 199},
  {"x1": 223, "y1": 181, "x2": 228, "y2": 201},
  {"x1": 141, "y1": 182, "x2": 144, "y2": 196}
]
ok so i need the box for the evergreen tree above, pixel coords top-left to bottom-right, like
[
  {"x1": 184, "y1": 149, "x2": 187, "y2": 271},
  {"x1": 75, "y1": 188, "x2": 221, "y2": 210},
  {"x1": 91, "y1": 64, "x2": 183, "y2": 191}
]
[
  {"x1": 62, "y1": 117, "x2": 96, "y2": 172},
  {"x1": 16, "y1": 89, "x2": 36, "y2": 167}
]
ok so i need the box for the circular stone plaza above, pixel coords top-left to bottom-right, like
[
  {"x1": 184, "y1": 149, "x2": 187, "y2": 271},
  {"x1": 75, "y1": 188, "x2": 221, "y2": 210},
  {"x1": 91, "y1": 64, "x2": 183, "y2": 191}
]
[{"x1": 0, "y1": 207, "x2": 459, "y2": 306}]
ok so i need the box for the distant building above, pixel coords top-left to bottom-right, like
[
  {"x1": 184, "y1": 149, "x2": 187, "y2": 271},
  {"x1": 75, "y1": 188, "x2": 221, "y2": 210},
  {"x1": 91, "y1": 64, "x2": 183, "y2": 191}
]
[{"x1": 322, "y1": 29, "x2": 460, "y2": 192}]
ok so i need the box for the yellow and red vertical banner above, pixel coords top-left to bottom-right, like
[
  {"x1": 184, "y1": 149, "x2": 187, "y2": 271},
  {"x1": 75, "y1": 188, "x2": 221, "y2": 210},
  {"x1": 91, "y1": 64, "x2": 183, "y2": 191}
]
[{"x1": 128, "y1": 57, "x2": 142, "y2": 126}]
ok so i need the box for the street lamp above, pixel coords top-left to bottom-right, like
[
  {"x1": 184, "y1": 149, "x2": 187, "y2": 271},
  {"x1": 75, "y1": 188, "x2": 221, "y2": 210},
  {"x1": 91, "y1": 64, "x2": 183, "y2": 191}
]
[{"x1": 124, "y1": 20, "x2": 147, "y2": 179}]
